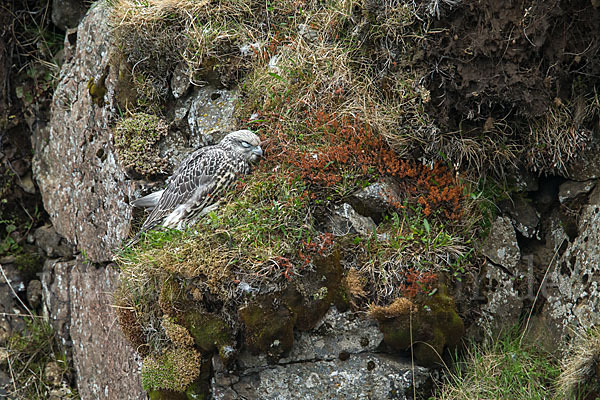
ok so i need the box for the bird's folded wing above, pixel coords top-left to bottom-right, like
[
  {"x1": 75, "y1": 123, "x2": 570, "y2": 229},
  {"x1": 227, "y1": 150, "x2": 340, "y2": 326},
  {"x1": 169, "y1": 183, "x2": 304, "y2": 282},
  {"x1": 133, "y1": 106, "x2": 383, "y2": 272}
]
[{"x1": 140, "y1": 148, "x2": 227, "y2": 231}]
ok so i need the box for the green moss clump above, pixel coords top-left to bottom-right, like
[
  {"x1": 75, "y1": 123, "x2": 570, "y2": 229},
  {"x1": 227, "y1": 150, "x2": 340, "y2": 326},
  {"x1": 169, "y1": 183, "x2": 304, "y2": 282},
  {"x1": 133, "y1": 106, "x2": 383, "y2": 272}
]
[
  {"x1": 240, "y1": 300, "x2": 296, "y2": 360},
  {"x1": 374, "y1": 289, "x2": 464, "y2": 366},
  {"x1": 178, "y1": 312, "x2": 234, "y2": 362},
  {"x1": 113, "y1": 112, "x2": 169, "y2": 178},
  {"x1": 141, "y1": 347, "x2": 202, "y2": 393}
]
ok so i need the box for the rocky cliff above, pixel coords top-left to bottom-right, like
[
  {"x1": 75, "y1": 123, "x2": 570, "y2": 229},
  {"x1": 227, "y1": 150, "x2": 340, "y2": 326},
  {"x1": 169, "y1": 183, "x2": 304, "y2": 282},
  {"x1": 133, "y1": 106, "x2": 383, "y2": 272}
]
[{"x1": 1, "y1": 0, "x2": 600, "y2": 399}]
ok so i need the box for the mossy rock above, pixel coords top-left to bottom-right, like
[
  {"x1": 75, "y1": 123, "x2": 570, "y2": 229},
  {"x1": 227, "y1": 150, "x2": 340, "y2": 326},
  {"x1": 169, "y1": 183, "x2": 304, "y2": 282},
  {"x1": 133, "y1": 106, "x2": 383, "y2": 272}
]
[
  {"x1": 178, "y1": 311, "x2": 235, "y2": 363},
  {"x1": 239, "y1": 249, "x2": 351, "y2": 360},
  {"x1": 146, "y1": 354, "x2": 211, "y2": 400},
  {"x1": 141, "y1": 347, "x2": 203, "y2": 393},
  {"x1": 286, "y1": 249, "x2": 349, "y2": 330},
  {"x1": 239, "y1": 299, "x2": 296, "y2": 360},
  {"x1": 375, "y1": 289, "x2": 464, "y2": 366},
  {"x1": 113, "y1": 112, "x2": 169, "y2": 178}
]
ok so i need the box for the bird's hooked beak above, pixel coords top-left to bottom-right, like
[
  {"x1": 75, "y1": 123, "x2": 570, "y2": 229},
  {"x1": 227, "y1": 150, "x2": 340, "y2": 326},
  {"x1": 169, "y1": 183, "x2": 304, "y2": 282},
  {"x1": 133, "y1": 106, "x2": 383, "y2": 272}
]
[{"x1": 252, "y1": 145, "x2": 263, "y2": 158}]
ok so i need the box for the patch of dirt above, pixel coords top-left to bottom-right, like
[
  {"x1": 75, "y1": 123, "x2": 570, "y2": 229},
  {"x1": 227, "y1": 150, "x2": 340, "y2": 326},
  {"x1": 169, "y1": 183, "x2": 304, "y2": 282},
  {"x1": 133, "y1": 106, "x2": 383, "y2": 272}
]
[{"x1": 424, "y1": 0, "x2": 600, "y2": 127}]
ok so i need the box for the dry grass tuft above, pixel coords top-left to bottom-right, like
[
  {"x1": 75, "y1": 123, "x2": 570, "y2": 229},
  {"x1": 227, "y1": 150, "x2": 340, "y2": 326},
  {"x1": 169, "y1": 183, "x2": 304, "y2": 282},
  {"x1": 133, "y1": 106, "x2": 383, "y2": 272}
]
[
  {"x1": 345, "y1": 268, "x2": 367, "y2": 300},
  {"x1": 555, "y1": 327, "x2": 600, "y2": 399},
  {"x1": 526, "y1": 94, "x2": 600, "y2": 175},
  {"x1": 368, "y1": 297, "x2": 416, "y2": 320},
  {"x1": 355, "y1": 214, "x2": 469, "y2": 305}
]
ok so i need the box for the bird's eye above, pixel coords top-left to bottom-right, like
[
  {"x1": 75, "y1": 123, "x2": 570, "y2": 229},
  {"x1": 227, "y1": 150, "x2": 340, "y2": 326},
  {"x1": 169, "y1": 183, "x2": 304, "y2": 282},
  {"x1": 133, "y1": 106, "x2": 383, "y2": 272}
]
[{"x1": 241, "y1": 141, "x2": 251, "y2": 148}]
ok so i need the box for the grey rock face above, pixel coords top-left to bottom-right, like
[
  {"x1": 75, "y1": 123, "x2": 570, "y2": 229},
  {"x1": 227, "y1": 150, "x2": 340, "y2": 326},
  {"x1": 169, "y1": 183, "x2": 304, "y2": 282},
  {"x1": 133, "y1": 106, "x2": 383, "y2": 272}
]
[
  {"x1": 476, "y1": 263, "x2": 523, "y2": 334},
  {"x1": 544, "y1": 185, "x2": 600, "y2": 338},
  {"x1": 186, "y1": 86, "x2": 239, "y2": 148},
  {"x1": 480, "y1": 216, "x2": 521, "y2": 269},
  {"x1": 42, "y1": 258, "x2": 145, "y2": 400},
  {"x1": 501, "y1": 196, "x2": 540, "y2": 239},
  {"x1": 33, "y1": 3, "x2": 134, "y2": 263},
  {"x1": 42, "y1": 259, "x2": 75, "y2": 350},
  {"x1": 328, "y1": 203, "x2": 376, "y2": 236},
  {"x1": 213, "y1": 308, "x2": 429, "y2": 399},
  {"x1": 565, "y1": 138, "x2": 600, "y2": 181},
  {"x1": 558, "y1": 179, "x2": 596, "y2": 204}
]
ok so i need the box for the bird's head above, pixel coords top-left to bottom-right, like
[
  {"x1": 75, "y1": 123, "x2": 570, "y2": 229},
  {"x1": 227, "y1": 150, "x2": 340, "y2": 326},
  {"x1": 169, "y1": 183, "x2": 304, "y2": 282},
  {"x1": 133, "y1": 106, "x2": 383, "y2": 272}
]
[{"x1": 220, "y1": 130, "x2": 263, "y2": 163}]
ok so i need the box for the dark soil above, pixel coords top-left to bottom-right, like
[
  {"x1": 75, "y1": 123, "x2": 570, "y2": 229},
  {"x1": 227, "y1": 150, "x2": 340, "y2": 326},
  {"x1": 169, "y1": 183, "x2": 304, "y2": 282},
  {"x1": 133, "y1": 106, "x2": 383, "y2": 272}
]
[{"x1": 424, "y1": 0, "x2": 600, "y2": 127}]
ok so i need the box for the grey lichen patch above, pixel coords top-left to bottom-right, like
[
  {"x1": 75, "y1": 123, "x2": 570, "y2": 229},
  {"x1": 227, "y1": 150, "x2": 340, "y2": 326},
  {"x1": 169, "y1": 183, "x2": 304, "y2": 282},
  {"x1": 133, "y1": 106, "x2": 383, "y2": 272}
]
[{"x1": 113, "y1": 112, "x2": 169, "y2": 178}]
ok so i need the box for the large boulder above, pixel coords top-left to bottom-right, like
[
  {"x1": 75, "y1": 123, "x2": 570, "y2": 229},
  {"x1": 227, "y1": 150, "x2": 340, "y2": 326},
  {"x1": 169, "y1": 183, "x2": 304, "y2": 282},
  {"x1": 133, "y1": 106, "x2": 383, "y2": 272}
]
[
  {"x1": 32, "y1": 2, "x2": 133, "y2": 263},
  {"x1": 543, "y1": 185, "x2": 600, "y2": 337},
  {"x1": 212, "y1": 308, "x2": 429, "y2": 399},
  {"x1": 42, "y1": 258, "x2": 145, "y2": 400}
]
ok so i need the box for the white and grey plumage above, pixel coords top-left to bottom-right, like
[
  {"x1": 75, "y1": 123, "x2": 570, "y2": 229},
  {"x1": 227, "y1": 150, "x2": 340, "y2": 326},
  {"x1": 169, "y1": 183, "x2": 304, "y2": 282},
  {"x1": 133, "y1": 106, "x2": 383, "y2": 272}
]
[{"x1": 130, "y1": 130, "x2": 263, "y2": 242}]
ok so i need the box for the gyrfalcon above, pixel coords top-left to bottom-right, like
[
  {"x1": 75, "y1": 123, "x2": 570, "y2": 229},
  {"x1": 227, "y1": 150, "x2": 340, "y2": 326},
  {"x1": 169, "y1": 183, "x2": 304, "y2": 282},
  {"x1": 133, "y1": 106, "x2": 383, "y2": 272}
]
[{"x1": 129, "y1": 129, "x2": 263, "y2": 243}]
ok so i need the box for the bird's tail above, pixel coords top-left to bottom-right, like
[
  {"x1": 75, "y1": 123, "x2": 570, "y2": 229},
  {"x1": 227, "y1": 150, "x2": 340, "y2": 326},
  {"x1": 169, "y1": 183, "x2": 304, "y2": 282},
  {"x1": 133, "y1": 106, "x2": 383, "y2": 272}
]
[{"x1": 131, "y1": 190, "x2": 164, "y2": 210}]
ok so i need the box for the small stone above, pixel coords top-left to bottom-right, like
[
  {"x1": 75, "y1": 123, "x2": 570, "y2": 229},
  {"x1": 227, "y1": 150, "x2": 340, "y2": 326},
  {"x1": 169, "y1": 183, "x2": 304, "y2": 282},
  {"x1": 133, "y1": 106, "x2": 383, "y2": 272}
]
[
  {"x1": 558, "y1": 180, "x2": 596, "y2": 204},
  {"x1": 328, "y1": 203, "x2": 376, "y2": 236},
  {"x1": 33, "y1": 225, "x2": 73, "y2": 258},
  {"x1": 338, "y1": 351, "x2": 350, "y2": 361},
  {"x1": 34, "y1": 224, "x2": 61, "y2": 257},
  {"x1": 350, "y1": 180, "x2": 402, "y2": 218},
  {"x1": 0, "y1": 347, "x2": 8, "y2": 366},
  {"x1": 171, "y1": 62, "x2": 191, "y2": 99},
  {"x1": 48, "y1": 385, "x2": 72, "y2": 400},
  {"x1": 298, "y1": 24, "x2": 319, "y2": 41},
  {"x1": 0, "y1": 256, "x2": 15, "y2": 264},
  {"x1": 480, "y1": 216, "x2": 520, "y2": 270},
  {"x1": 51, "y1": 0, "x2": 87, "y2": 30},
  {"x1": 0, "y1": 319, "x2": 9, "y2": 344},
  {"x1": 500, "y1": 196, "x2": 540, "y2": 239},
  {"x1": 16, "y1": 172, "x2": 36, "y2": 194},
  {"x1": 27, "y1": 280, "x2": 43, "y2": 309}
]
